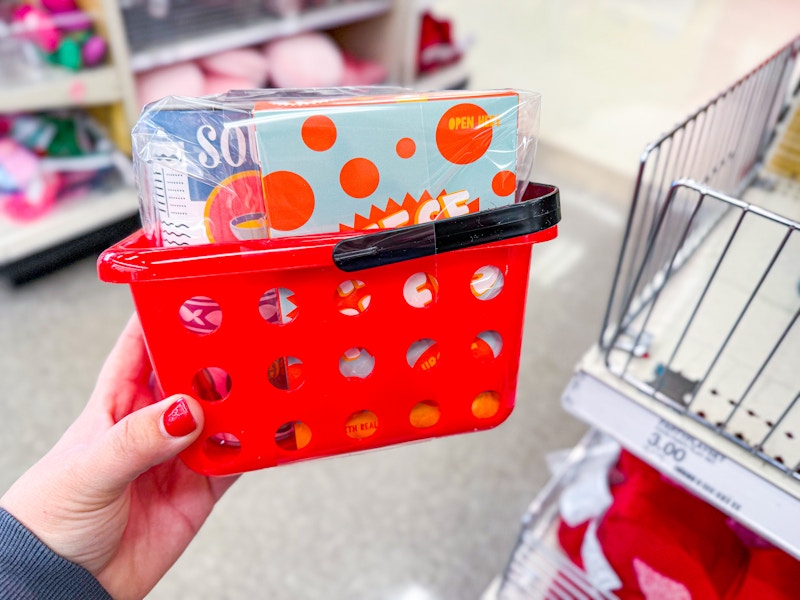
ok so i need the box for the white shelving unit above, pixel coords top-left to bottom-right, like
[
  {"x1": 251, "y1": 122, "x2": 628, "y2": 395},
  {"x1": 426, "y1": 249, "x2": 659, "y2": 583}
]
[
  {"x1": 411, "y1": 60, "x2": 469, "y2": 90},
  {"x1": 0, "y1": 65, "x2": 124, "y2": 114},
  {"x1": 0, "y1": 185, "x2": 138, "y2": 266},
  {"x1": 126, "y1": 0, "x2": 393, "y2": 72},
  {"x1": 0, "y1": 0, "x2": 140, "y2": 279}
]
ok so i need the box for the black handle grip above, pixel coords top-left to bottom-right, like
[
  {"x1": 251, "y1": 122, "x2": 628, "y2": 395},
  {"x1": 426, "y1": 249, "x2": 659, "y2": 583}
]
[{"x1": 332, "y1": 182, "x2": 560, "y2": 272}]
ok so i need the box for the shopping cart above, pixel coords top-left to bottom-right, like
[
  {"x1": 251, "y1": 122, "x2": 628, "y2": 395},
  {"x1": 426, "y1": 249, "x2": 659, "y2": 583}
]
[
  {"x1": 99, "y1": 182, "x2": 560, "y2": 476},
  {"x1": 495, "y1": 35, "x2": 800, "y2": 599}
]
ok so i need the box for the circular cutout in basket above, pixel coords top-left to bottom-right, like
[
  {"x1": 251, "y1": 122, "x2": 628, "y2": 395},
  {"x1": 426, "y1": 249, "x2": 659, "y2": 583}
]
[
  {"x1": 191, "y1": 367, "x2": 232, "y2": 402},
  {"x1": 471, "y1": 330, "x2": 503, "y2": 360},
  {"x1": 336, "y1": 279, "x2": 371, "y2": 316},
  {"x1": 403, "y1": 272, "x2": 439, "y2": 308},
  {"x1": 410, "y1": 400, "x2": 440, "y2": 429},
  {"x1": 339, "y1": 348, "x2": 375, "y2": 379},
  {"x1": 472, "y1": 391, "x2": 501, "y2": 419},
  {"x1": 267, "y1": 356, "x2": 304, "y2": 391},
  {"x1": 406, "y1": 338, "x2": 440, "y2": 371},
  {"x1": 345, "y1": 410, "x2": 379, "y2": 439},
  {"x1": 275, "y1": 421, "x2": 312, "y2": 451},
  {"x1": 470, "y1": 266, "x2": 504, "y2": 300},
  {"x1": 259, "y1": 287, "x2": 298, "y2": 325},
  {"x1": 180, "y1": 296, "x2": 222, "y2": 335}
]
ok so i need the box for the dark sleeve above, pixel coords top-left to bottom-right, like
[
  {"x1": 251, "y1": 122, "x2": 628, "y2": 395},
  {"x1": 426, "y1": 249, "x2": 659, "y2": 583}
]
[{"x1": 0, "y1": 508, "x2": 112, "y2": 600}]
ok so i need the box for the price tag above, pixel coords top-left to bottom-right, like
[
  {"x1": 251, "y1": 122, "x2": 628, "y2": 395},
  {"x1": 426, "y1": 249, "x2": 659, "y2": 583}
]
[{"x1": 562, "y1": 369, "x2": 800, "y2": 555}]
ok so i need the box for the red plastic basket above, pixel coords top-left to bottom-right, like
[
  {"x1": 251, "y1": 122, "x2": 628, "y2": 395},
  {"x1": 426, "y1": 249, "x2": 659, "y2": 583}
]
[{"x1": 98, "y1": 183, "x2": 560, "y2": 475}]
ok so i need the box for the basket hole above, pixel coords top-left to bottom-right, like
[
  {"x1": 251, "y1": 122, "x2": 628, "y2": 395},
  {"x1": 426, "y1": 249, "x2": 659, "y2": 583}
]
[
  {"x1": 267, "y1": 356, "x2": 304, "y2": 391},
  {"x1": 471, "y1": 266, "x2": 504, "y2": 300},
  {"x1": 180, "y1": 296, "x2": 222, "y2": 335},
  {"x1": 410, "y1": 400, "x2": 440, "y2": 428},
  {"x1": 346, "y1": 410, "x2": 379, "y2": 439},
  {"x1": 471, "y1": 330, "x2": 503, "y2": 359},
  {"x1": 787, "y1": 431, "x2": 795, "y2": 440},
  {"x1": 191, "y1": 367, "x2": 232, "y2": 401},
  {"x1": 204, "y1": 433, "x2": 241, "y2": 461},
  {"x1": 259, "y1": 287, "x2": 298, "y2": 325},
  {"x1": 406, "y1": 338, "x2": 440, "y2": 371},
  {"x1": 472, "y1": 391, "x2": 501, "y2": 419},
  {"x1": 336, "y1": 280, "x2": 371, "y2": 316},
  {"x1": 339, "y1": 347, "x2": 375, "y2": 379},
  {"x1": 403, "y1": 272, "x2": 439, "y2": 308},
  {"x1": 275, "y1": 421, "x2": 312, "y2": 450}
]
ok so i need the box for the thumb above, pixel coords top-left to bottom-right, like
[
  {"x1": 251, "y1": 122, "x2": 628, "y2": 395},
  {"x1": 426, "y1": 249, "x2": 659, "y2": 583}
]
[{"x1": 87, "y1": 395, "x2": 204, "y2": 494}]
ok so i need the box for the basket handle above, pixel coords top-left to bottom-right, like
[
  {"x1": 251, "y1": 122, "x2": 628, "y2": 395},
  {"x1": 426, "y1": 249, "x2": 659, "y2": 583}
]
[{"x1": 332, "y1": 182, "x2": 560, "y2": 272}]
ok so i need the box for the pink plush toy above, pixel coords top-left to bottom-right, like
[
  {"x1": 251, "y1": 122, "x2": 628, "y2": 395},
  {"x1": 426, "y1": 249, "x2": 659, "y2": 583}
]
[
  {"x1": 136, "y1": 61, "x2": 206, "y2": 107},
  {"x1": 341, "y1": 52, "x2": 387, "y2": 86},
  {"x1": 198, "y1": 48, "x2": 270, "y2": 86},
  {"x1": 0, "y1": 138, "x2": 61, "y2": 221},
  {"x1": 136, "y1": 47, "x2": 271, "y2": 107},
  {"x1": 265, "y1": 32, "x2": 344, "y2": 88},
  {"x1": 13, "y1": 5, "x2": 60, "y2": 53}
]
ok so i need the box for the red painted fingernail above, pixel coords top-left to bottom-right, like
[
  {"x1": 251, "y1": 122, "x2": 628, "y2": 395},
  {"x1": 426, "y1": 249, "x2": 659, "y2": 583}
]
[{"x1": 163, "y1": 398, "x2": 197, "y2": 437}]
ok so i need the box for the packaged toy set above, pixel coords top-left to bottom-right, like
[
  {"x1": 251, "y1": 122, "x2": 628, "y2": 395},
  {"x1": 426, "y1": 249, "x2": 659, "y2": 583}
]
[
  {"x1": 99, "y1": 87, "x2": 561, "y2": 476},
  {"x1": 131, "y1": 87, "x2": 540, "y2": 245}
]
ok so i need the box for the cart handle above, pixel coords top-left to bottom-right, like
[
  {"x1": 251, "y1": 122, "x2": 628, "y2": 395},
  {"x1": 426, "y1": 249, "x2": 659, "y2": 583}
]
[{"x1": 332, "y1": 182, "x2": 560, "y2": 272}]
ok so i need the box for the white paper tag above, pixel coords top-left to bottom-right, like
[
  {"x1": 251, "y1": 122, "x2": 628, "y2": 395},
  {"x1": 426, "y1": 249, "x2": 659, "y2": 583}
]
[{"x1": 581, "y1": 519, "x2": 622, "y2": 592}]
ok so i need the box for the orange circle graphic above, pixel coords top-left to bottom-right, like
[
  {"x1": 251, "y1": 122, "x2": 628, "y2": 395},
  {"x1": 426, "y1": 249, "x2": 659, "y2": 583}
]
[
  {"x1": 436, "y1": 103, "x2": 493, "y2": 164},
  {"x1": 301, "y1": 115, "x2": 337, "y2": 152},
  {"x1": 396, "y1": 137, "x2": 416, "y2": 159},
  {"x1": 492, "y1": 170, "x2": 516, "y2": 196},
  {"x1": 261, "y1": 170, "x2": 315, "y2": 231},
  {"x1": 340, "y1": 157, "x2": 380, "y2": 198},
  {"x1": 204, "y1": 171, "x2": 266, "y2": 243}
]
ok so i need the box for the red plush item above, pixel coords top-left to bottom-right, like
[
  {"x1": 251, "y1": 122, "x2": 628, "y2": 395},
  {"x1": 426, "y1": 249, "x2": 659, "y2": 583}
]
[
  {"x1": 597, "y1": 455, "x2": 748, "y2": 600},
  {"x1": 417, "y1": 11, "x2": 461, "y2": 74},
  {"x1": 731, "y1": 547, "x2": 800, "y2": 600}
]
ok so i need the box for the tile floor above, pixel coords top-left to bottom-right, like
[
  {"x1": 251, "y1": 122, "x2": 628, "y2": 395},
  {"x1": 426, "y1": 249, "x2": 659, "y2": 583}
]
[{"x1": 1, "y1": 1, "x2": 797, "y2": 598}]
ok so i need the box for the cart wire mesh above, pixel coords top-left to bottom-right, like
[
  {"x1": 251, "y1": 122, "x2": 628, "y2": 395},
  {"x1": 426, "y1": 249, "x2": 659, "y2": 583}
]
[
  {"x1": 599, "y1": 36, "x2": 800, "y2": 477},
  {"x1": 601, "y1": 36, "x2": 799, "y2": 350}
]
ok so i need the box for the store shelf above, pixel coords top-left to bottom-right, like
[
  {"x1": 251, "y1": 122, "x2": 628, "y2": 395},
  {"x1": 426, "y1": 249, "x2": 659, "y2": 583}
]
[
  {"x1": 0, "y1": 65, "x2": 124, "y2": 114},
  {"x1": 412, "y1": 60, "x2": 469, "y2": 90},
  {"x1": 562, "y1": 349, "x2": 800, "y2": 559},
  {"x1": 126, "y1": 0, "x2": 393, "y2": 72},
  {"x1": 0, "y1": 184, "x2": 138, "y2": 266}
]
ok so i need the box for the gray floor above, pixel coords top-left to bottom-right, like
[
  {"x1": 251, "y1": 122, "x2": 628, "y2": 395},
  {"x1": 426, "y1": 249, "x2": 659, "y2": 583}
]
[{"x1": 11, "y1": 0, "x2": 791, "y2": 595}]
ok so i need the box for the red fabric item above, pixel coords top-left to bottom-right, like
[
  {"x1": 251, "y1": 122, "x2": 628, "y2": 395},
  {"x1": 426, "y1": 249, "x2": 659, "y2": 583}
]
[
  {"x1": 598, "y1": 454, "x2": 748, "y2": 600},
  {"x1": 732, "y1": 548, "x2": 800, "y2": 600},
  {"x1": 417, "y1": 11, "x2": 461, "y2": 74},
  {"x1": 557, "y1": 518, "x2": 590, "y2": 570}
]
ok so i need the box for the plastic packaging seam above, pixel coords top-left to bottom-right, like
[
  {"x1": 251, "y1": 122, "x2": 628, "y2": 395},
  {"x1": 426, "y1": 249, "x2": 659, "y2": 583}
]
[{"x1": 332, "y1": 183, "x2": 560, "y2": 272}]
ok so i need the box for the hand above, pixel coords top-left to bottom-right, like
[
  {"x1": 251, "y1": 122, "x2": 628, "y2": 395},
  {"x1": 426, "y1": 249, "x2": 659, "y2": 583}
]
[{"x1": 0, "y1": 314, "x2": 238, "y2": 600}]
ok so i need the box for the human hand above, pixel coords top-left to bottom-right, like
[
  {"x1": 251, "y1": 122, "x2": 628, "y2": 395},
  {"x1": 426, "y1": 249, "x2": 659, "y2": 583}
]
[{"x1": 0, "y1": 314, "x2": 238, "y2": 600}]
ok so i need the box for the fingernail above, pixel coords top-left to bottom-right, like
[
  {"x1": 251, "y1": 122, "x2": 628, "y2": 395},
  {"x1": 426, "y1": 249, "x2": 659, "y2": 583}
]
[{"x1": 163, "y1": 398, "x2": 197, "y2": 438}]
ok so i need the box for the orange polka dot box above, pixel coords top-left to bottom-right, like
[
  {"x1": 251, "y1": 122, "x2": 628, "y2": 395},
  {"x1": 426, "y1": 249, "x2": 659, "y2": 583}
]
[
  {"x1": 99, "y1": 88, "x2": 561, "y2": 476},
  {"x1": 131, "y1": 88, "x2": 540, "y2": 245}
]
